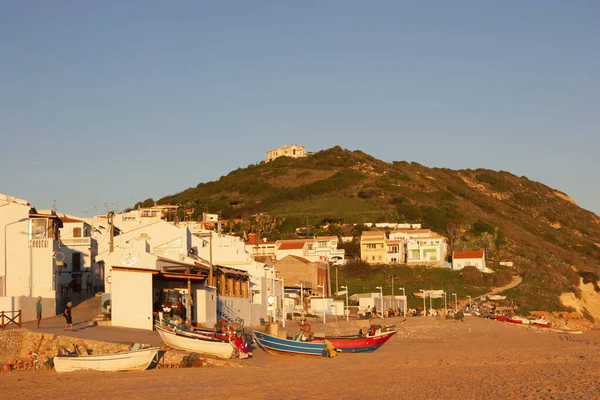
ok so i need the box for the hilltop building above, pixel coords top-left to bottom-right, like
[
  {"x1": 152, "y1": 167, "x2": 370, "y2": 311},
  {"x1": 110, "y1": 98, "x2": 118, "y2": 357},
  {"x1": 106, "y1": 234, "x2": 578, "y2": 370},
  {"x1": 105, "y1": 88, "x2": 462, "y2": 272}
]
[{"x1": 265, "y1": 144, "x2": 307, "y2": 162}]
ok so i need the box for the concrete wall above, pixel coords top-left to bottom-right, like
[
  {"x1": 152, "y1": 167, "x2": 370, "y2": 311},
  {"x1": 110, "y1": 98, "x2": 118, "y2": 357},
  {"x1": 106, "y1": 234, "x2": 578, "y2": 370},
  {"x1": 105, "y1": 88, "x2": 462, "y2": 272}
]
[
  {"x1": 195, "y1": 286, "x2": 217, "y2": 328},
  {"x1": 0, "y1": 296, "x2": 56, "y2": 322},
  {"x1": 111, "y1": 270, "x2": 153, "y2": 330}
]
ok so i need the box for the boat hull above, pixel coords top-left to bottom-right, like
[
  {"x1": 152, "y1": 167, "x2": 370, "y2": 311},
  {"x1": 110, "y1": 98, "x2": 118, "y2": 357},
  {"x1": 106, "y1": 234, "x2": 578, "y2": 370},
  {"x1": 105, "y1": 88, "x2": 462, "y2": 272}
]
[
  {"x1": 53, "y1": 348, "x2": 158, "y2": 373},
  {"x1": 253, "y1": 331, "x2": 325, "y2": 357},
  {"x1": 156, "y1": 325, "x2": 236, "y2": 359},
  {"x1": 311, "y1": 331, "x2": 397, "y2": 353}
]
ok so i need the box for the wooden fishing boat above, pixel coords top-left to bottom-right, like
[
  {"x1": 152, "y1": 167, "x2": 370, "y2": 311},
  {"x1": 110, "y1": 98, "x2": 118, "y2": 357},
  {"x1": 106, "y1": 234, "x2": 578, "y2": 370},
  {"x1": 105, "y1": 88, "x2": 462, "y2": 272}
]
[
  {"x1": 155, "y1": 324, "x2": 237, "y2": 359},
  {"x1": 253, "y1": 331, "x2": 326, "y2": 357},
  {"x1": 53, "y1": 347, "x2": 159, "y2": 373},
  {"x1": 160, "y1": 319, "x2": 229, "y2": 341},
  {"x1": 311, "y1": 330, "x2": 396, "y2": 353}
]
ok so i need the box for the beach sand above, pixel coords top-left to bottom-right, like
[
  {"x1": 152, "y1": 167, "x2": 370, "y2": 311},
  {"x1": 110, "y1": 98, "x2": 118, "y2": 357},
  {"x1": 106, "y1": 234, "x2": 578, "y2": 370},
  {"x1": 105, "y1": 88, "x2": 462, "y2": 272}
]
[{"x1": 1, "y1": 317, "x2": 598, "y2": 400}]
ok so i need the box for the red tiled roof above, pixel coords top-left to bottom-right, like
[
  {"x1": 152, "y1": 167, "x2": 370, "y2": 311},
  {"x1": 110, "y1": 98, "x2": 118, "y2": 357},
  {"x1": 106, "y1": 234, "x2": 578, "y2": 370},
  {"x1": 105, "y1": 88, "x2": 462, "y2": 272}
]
[
  {"x1": 453, "y1": 250, "x2": 485, "y2": 259},
  {"x1": 254, "y1": 256, "x2": 272, "y2": 263},
  {"x1": 278, "y1": 241, "x2": 307, "y2": 250},
  {"x1": 288, "y1": 255, "x2": 311, "y2": 264}
]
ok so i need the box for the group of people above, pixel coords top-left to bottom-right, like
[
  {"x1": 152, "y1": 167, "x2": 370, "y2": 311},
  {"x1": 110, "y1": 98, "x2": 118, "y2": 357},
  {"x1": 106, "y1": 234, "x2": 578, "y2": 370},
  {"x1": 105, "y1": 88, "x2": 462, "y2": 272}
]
[{"x1": 34, "y1": 296, "x2": 74, "y2": 331}]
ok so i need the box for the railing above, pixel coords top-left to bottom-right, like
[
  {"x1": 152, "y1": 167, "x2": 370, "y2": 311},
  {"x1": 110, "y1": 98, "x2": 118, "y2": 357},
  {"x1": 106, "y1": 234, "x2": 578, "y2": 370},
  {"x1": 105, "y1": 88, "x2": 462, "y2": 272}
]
[
  {"x1": 29, "y1": 239, "x2": 49, "y2": 248},
  {"x1": 60, "y1": 237, "x2": 91, "y2": 246},
  {"x1": 1, "y1": 310, "x2": 22, "y2": 329},
  {"x1": 217, "y1": 298, "x2": 241, "y2": 326}
]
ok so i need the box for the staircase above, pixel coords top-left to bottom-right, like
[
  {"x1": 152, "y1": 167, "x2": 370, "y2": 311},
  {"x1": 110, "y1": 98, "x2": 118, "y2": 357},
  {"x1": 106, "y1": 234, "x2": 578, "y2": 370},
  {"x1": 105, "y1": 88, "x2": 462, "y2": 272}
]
[{"x1": 217, "y1": 298, "x2": 242, "y2": 327}]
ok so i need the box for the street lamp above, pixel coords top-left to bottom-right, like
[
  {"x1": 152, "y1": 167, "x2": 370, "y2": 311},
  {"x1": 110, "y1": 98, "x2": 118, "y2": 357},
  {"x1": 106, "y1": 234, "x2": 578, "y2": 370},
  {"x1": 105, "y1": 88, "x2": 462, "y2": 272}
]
[
  {"x1": 4, "y1": 218, "x2": 29, "y2": 297},
  {"x1": 340, "y1": 285, "x2": 349, "y2": 321},
  {"x1": 467, "y1": 295, "x2": 472, "y2": 311},
  {"x1": 294, "y1": 283, "x2": 303, "y2": 313},
  {"x1": 375, "y1": 286, "x2": 384, "y2": 319},
  {"x1": 452, "y1": 293, "x2": 458, "y2": 311},
  {"x1": 398, "y1": 287, "x2": 405, "y2": 296}
]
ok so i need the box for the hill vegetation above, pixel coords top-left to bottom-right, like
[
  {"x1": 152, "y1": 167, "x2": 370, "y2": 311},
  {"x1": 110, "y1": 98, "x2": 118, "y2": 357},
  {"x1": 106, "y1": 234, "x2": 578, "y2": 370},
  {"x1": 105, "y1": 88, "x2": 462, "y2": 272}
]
[{"x1": 139, "y1": 146, "x2": 600, "y2": 316}]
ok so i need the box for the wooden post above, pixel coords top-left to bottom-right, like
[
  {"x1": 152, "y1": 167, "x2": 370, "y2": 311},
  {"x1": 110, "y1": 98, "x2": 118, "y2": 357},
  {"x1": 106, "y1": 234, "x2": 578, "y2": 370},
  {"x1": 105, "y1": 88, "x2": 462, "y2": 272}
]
[
  {"x1": 219, "y1": 274, "x2": 226, "y2": 296},
  {"x1": 242, "y1": 279, "x2": 248, "y2": 298},
  {"x1": 234, "y1": 278, "x2": 241, "y2": 297},
  {"x1": 227, "y1": 276, "x2": 234, "y2": 296},
  {"x1": 1, "y1": 311, "x2": 4, "y2": 328},
  {"x1": 18, "y1": 309, "x2": 22, "y2": 327}
]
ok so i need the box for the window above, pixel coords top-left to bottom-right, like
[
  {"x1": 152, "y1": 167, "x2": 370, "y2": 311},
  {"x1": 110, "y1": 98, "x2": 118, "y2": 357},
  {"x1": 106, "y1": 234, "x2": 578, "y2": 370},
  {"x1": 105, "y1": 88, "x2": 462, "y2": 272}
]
[
  {"x1": 73, "y1": 228, "x2": 82, "y2": 238},
  {"x1": 366, "y1": 244, "x2": 376, "y2": 249},
  {"x1": 318, "y1": 241, "x2": 327, "y2": 248}
]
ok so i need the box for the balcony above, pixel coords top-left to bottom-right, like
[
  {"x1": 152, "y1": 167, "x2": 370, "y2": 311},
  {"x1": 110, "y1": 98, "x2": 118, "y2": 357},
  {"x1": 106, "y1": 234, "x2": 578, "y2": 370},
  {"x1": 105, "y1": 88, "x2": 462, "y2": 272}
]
[
  {"x1": 29, "y1": 239, "x2": 49, "y2": 248},
  {"x1": 60, "y1": 237, "x2": 91, "y2": 246}
]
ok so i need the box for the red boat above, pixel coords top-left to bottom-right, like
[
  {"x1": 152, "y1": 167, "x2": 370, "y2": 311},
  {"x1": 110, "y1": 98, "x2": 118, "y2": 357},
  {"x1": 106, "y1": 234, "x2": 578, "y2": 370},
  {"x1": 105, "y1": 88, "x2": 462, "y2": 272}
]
[{"x1": 311, "y1": 330, "x2": 397, "y2": 353}]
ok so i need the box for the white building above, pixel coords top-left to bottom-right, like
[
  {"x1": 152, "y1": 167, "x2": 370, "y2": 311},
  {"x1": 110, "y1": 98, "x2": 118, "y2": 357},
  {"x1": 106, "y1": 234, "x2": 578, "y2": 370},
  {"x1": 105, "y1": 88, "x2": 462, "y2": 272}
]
[
  {"x1": 389, "y1": 229, "x2": 447, "y2": 266},
  {"x1": 274, "y1": 238, "x2": 345, "y2": 265},
  {"x1": 265, "y1": 144, "x2": 307, "y2": 162},
  {"x1": 0, "y1": 194, "x2": 62, "y2": 322},
  {"x1": 97, "y1": 220, "x2": 272, "y2": 330},
  {"x1": 452, "y1": 249, "x2": 491, "y2": 273},
  {"x1": 58, "y1": 215, "x2": 99, "y2": 294}
]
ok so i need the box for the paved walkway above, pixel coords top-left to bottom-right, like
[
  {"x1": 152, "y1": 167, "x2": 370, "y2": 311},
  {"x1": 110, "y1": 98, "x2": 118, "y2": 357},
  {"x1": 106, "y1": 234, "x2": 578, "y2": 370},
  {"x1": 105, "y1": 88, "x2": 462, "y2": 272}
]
[{"x1": 22, "y1": 295, "x2": 163, "y2": 346}]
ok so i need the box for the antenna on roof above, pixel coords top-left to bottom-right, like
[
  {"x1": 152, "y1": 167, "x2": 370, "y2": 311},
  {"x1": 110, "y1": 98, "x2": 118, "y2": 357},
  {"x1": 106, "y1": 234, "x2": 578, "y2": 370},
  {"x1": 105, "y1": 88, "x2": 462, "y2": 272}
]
[{"x1": 52, "y1": 200, "x2": 57, "y2": 212}]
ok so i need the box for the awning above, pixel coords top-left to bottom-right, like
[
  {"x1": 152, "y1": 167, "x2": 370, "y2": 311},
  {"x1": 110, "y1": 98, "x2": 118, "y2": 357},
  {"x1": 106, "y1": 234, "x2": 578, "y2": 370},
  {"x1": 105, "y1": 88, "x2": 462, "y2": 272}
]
[
  {"x1": 217, "y1": 266, "x2": 249, "y2": 277},
  {"x1": 160, "y1": 273, "x2": 206, "y2": 281},
  {"x1": 112, "y1": 266, "x2": 159, "y2": 274}
]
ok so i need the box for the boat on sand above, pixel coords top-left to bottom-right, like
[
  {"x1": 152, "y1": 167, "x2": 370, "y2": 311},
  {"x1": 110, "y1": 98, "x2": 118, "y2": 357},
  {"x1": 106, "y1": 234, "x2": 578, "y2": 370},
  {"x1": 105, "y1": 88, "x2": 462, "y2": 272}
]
[
  {"x1": 53, "y1": 346, "x2": 159, "y2": 373},
  {"x1": 155, "y1": 323, "x2": 237, "y2": 359}
]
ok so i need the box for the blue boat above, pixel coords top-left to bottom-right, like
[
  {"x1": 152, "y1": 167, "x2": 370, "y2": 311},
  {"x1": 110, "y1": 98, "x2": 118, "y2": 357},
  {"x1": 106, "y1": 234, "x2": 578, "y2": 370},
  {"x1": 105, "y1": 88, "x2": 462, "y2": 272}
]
[{"x1": 253, "y1": 331, "x2": 326, "y2": 357}]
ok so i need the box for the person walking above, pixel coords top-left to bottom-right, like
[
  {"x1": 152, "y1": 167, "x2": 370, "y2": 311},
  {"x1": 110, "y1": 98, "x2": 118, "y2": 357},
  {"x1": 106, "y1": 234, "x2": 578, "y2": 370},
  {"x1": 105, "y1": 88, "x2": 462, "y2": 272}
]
[
  {"x1": 63, "y1": 301, "x2": 73, "y2": 331},
  {"x1": 35, "y1": 296, "x2": 43, "y2": 328}
]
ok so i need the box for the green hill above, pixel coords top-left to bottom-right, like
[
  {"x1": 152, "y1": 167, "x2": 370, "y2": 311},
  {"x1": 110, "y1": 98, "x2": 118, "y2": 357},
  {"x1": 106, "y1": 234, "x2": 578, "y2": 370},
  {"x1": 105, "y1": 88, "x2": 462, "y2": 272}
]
[{"x1": 140, "y1": 146, "x2": 600, "y2": 317}]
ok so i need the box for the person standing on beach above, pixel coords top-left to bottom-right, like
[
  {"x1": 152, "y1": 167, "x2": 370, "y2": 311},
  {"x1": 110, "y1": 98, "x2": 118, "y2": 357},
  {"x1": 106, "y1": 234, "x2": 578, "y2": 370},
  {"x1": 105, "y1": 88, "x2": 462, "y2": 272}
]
[
  {"x1": 63, "y1": 301, "x2": 73, "y2": 331},
  {"x1": 35, "y1": 296, "x2": 43, "y2": 328}
]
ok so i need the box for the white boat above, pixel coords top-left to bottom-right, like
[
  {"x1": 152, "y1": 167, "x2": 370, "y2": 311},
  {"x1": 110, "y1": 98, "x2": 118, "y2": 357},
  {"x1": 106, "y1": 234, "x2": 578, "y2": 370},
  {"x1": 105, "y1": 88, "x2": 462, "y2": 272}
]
[
  {"x1": 155, "y1": 324, "x2": 237, "y2": 359},
  {"x1": 53, "y1": 347, "x2": 159, "y2": 373}
]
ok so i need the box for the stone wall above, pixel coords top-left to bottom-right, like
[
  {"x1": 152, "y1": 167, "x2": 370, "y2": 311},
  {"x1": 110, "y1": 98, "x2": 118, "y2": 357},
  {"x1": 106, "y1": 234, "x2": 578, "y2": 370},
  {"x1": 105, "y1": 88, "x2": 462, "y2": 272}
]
[{"x1": 0, "y1": 328, "x2": 134, "y2": 364}]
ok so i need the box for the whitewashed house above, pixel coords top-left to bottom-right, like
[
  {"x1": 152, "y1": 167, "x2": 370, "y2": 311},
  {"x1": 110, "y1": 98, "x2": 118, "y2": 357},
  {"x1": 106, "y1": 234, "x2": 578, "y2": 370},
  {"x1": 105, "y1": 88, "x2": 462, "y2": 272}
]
[
  {"x1": 97, "y1": 220, "x2": 271, "y2": 330},
  {"x1": 275, "y1": 238, "x2": 345, "y2": 265},
  {"x1": 58, "y1": 215, "x2": 98, "y2": 294},
  {"x1": 389, "y1": 229, "x2": 447, "y2": 266},
  {"x1": 452, "y1": 249, "x2": 491, "y2": 273},
  {"x1": 0, "y1": 194, "x2": 62, "y2": 321}
]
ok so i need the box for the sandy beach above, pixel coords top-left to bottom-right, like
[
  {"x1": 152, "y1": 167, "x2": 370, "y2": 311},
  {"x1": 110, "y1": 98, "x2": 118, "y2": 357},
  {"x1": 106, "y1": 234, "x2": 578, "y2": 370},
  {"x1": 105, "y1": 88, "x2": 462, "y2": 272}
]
[{"x1": 1, "y1": 317, "x2": 599, "y2": 400}]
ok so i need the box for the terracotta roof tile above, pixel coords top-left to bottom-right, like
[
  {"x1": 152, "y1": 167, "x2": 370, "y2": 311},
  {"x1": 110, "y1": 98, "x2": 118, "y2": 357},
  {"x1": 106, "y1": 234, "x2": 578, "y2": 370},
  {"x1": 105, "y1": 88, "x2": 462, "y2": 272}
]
[
  {"x1": 278, "y1": 241, "x2": 307, "y2": 250},
  {"x1": 453, "y1": 250, "x2": 485, "y2": 259}
]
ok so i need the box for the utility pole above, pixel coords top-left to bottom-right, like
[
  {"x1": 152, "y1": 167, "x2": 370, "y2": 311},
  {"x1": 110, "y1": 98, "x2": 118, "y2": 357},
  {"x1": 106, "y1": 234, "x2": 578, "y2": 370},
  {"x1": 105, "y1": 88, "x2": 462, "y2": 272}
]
[
  {"x1": 209, "y1": 232, "x2": 213, "y2": 287},
  {"x1": 107, "y1": 212, "x2": 115, "y2": 254},
  {"x1": 391, "y1": 275, "x2": 394, "y2": 298},
  {"x1": 326, "y1": 262, "x2": 332, "y2": 297},
  {"x1": 335, "y1": 264, "x2": 338, "y2": 295}
]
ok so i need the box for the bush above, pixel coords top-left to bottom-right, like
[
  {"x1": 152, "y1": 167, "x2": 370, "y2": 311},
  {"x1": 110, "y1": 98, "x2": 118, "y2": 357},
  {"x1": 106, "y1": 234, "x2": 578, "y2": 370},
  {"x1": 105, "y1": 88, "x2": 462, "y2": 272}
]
[{"x1": 461, "y1": 266, "x2": 484, "y2": 285}]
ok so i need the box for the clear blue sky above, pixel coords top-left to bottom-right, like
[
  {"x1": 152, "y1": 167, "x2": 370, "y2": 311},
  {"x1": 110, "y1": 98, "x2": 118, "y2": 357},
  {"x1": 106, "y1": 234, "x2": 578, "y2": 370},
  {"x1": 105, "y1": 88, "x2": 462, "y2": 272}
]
[{"x1": 1, "y1": 1, "x2": 598, "y2": 215}]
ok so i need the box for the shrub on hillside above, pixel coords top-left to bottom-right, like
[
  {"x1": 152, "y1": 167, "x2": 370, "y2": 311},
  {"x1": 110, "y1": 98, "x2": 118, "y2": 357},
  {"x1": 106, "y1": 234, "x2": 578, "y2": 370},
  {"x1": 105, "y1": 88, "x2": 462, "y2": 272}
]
[
  {"x1": 342, "y1": 260, "x2": 372, "y2": 279},
  {"x1": 461, "y1": 266, "x2": 484, "y2": 285}
]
